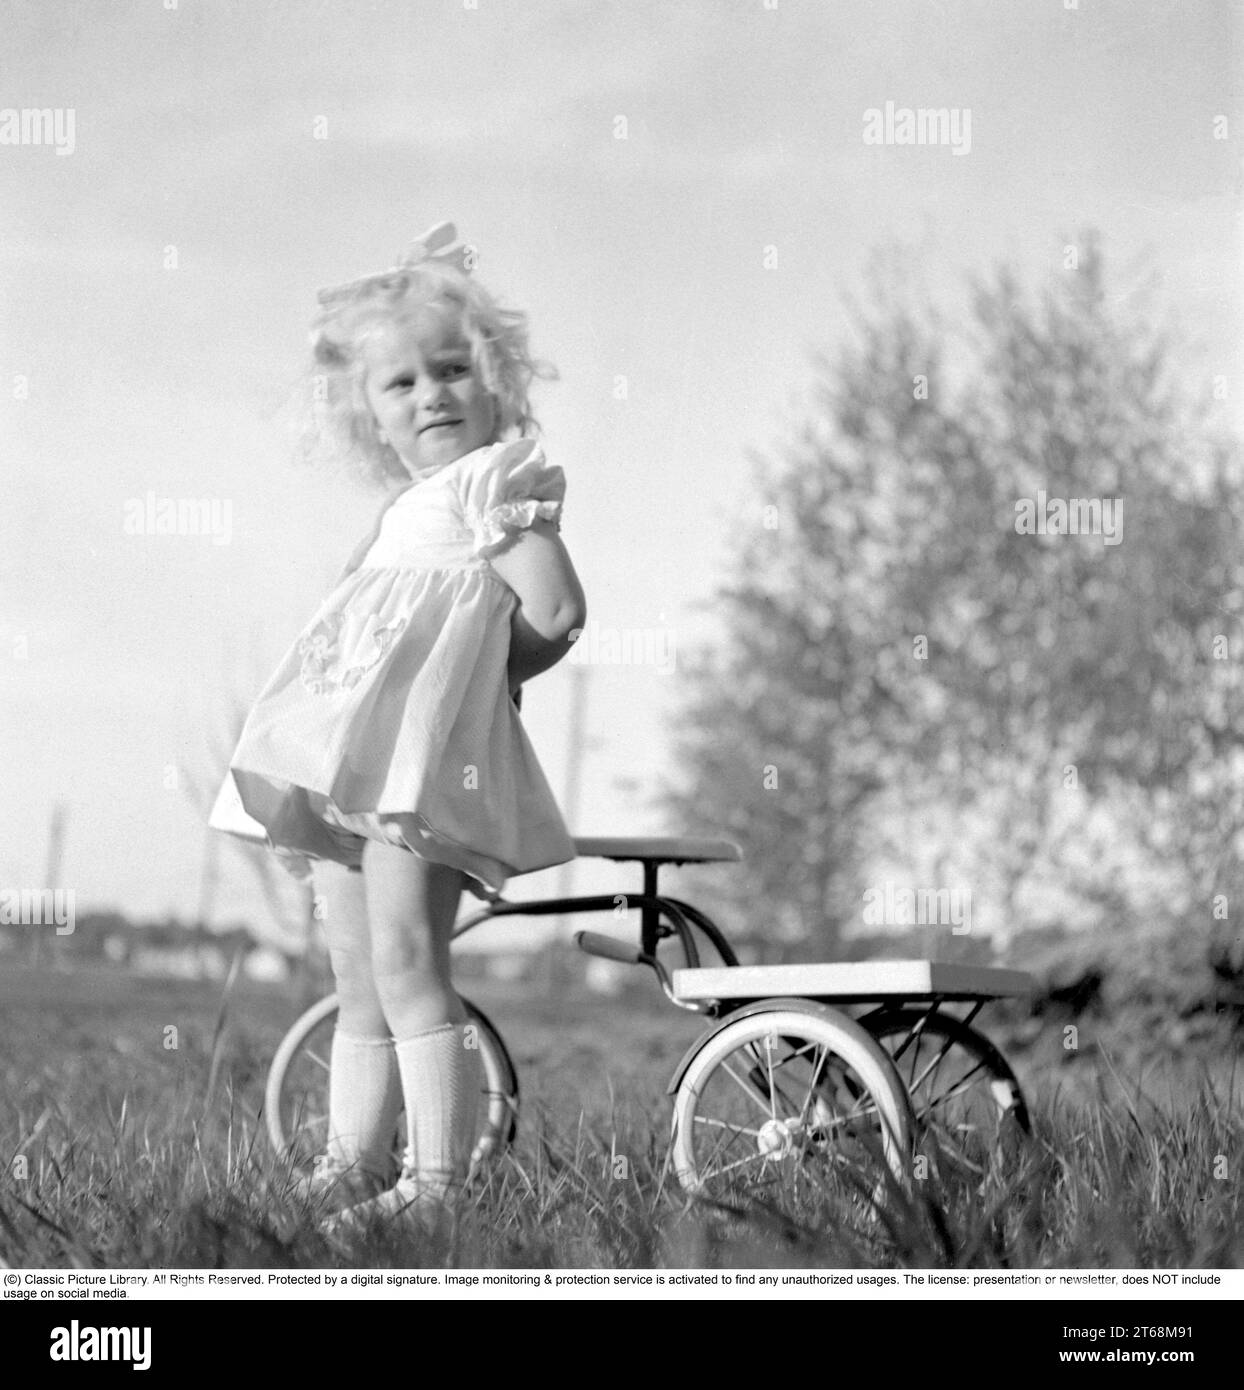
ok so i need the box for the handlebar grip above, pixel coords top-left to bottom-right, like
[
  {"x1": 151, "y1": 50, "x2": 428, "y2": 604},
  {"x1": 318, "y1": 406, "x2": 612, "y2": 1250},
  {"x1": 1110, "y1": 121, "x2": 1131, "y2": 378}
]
[{"x1": 574, "y1": 931, "x2": 643, "y2": 966}]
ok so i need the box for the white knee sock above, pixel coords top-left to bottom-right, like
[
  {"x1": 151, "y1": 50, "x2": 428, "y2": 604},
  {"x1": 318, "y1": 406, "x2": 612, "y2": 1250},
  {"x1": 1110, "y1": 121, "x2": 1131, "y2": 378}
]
[
  {"x1": 394, "y1": 1022, "x2": 484, "y2": 1197},
  {"x1": 325, "y1": 1030, "x2": 403, "y2": 1179}
]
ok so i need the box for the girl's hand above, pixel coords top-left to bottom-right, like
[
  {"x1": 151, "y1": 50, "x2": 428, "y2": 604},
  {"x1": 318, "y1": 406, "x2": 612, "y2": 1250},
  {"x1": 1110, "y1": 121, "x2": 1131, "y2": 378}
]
[{"x1": 488, "y1": 518, "x2": 586, "y2": 688}]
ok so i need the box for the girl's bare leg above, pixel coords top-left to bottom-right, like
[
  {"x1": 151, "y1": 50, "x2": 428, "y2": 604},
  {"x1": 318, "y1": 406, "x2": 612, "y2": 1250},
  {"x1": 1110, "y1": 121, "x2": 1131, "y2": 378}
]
[
  {"x1": 311, "y1": 860, "x2": 399, "y2": 1188},
  {"x1": 343, "y1": 843, "x2": 480, "y2": 1213},
  {"x1": 317, "y1": 860, "x2": 386, "y2": 1038},
  {"x1": 361, "y1": 842, "x2": 466, "y2": 1038}
]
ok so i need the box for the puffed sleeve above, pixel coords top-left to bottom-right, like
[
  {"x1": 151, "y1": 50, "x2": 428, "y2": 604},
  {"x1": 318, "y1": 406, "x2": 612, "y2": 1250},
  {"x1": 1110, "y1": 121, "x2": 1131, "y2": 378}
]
[{"x1": 458, "y1": 438, "x2": 566, "y2": 559}]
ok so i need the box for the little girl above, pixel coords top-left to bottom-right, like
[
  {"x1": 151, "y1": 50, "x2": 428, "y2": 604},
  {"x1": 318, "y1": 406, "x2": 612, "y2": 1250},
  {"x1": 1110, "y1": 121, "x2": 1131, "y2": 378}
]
[{"x1": 215, "y1": 222, "x2": 586, "y2": 1231}]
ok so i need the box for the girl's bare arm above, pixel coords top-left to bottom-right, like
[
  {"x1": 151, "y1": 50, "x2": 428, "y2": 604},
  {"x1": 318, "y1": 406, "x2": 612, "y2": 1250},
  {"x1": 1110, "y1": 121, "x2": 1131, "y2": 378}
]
[{"x1": 488, "y1": 518, "x2": 587, "y2": 691}]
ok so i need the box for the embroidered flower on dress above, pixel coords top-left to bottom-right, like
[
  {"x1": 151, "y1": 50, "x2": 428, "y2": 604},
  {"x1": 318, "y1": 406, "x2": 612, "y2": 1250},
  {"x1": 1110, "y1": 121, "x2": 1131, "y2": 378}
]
[{"x1": 298, "y1": 612, "x2": 408, "y2": 695}]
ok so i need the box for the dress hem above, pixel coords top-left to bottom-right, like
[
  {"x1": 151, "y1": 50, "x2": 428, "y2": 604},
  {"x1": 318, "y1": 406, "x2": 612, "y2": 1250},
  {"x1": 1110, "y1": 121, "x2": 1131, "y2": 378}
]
[{"x1": 227, "y1": 765, "x2": 575, "y2": 893}]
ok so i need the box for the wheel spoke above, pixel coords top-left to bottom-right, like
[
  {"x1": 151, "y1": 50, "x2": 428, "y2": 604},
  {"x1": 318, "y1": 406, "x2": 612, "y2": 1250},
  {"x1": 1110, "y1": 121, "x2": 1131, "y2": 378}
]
[
  {"x1": 705, "y1": 1148, "x2": 781, "y2": 1179},
  {"x1": 719, "y1": 1056, "x2": 776, "y2": 1119},
  {"x1": 762, "y1": 1038, "x2": 836, "y2": 1119},
  {"x1": 797, "y1": 1043, "x2": 833, "y2": 1129},
  {"x1": 763, "y1": 1034, "x2": 779, "y2": 1122},
  {"x1": 864, "y1": 1011, "x2": 1030, "y2": 1185},
  {"x1": 675, "y1": 1009, "x2": 913, "y2": 1204},
  {"x1": 922, "y1": 1124, "x2": 990, "y2": 1177},
  {"x1": 815, "y1": 1097, "x2": 883, "y2": 1135},
  {"x1": 843, "y1": 1096, "x2": 883, "y2": 1125},
  {"x1": 904, "y1": 1036, "x2": 958, "y2": 1099},
  {"x1": 917, "y1": 1059, "x2": 991, "y2": 1113},
  {"x1": 692, "y1": 1119, "x2": 757, "y2": 1175},
  {"x1": 693, "y1": 1114, "x2": 764, "y2": 1138}
]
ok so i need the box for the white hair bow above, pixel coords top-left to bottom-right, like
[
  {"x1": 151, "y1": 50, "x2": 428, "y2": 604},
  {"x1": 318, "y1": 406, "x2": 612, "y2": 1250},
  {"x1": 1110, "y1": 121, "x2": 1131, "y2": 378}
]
[{"x1": 316, "y1": 221, "x2": 475, "y2": 307}]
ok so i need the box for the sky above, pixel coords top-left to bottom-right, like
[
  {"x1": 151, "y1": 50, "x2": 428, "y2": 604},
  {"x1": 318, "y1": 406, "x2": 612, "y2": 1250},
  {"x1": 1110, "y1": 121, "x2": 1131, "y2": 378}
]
[{"x1": 1, "y1": 0, "x2": 1240, "y2": 947}]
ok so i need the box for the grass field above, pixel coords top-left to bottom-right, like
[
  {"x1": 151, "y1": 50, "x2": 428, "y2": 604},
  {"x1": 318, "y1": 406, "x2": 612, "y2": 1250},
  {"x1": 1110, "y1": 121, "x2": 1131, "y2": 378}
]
[{"x1": 1, "y1": 964, "x2": 1241, "y2": 1270}]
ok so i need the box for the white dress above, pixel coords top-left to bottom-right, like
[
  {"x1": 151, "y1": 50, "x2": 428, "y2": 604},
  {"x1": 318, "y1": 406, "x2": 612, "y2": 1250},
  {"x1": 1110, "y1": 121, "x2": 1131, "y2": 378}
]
[{"x1": 215, "y1": 437, "x2": 576, "y2": 895}]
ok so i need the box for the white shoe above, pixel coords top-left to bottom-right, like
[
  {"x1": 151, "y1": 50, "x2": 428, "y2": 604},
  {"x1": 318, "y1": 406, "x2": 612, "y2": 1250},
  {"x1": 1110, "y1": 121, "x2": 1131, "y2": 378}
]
[
  {"x1": 321, "y1": 1163, "x2": 460, "y2": 1240},
  {"x1": 293, "y1": 1154, "x2": 393, "y2": 1210}
]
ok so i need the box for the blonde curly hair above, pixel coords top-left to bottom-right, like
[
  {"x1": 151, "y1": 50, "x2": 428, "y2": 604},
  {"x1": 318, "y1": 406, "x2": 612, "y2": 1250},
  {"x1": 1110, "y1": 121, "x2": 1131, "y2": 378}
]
[{"x1": 299, "y1": 258, "x2": 557, "y2": 490}]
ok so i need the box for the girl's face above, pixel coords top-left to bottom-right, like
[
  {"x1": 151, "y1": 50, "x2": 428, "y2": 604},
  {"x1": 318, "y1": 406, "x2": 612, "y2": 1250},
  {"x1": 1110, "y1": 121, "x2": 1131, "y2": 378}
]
[{"x1": 362, "y1": 309, "x2": 499, "y2": 479}]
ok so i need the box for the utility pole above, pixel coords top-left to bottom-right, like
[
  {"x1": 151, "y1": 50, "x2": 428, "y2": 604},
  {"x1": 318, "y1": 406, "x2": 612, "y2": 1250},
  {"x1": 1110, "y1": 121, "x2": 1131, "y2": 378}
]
[
  {"x1": 196, "y1": 823, "x2": 221, "y2": 979},
  {"x1": 34, "y1": 800, "x2": 67, "y2": 968},
  {"x1": 547, "y1": 663, "x2": 589, "y2": 995}
]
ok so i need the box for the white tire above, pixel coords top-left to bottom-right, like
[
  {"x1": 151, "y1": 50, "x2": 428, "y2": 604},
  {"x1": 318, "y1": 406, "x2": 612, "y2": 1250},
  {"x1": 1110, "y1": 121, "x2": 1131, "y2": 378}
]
[{"x1": 671, "y1": 1005, "x2": 913, "y2": 1210}]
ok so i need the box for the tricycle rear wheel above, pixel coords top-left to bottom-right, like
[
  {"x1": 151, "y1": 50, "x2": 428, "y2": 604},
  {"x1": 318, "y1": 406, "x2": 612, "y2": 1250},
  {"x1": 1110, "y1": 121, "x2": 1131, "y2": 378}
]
[
  {"x1": 265, "y1": 994, "x2": 519, "y2": 1177},
  {"x1": 860, "y1": 1007, "x2": 1029, "y2": 1182}
]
